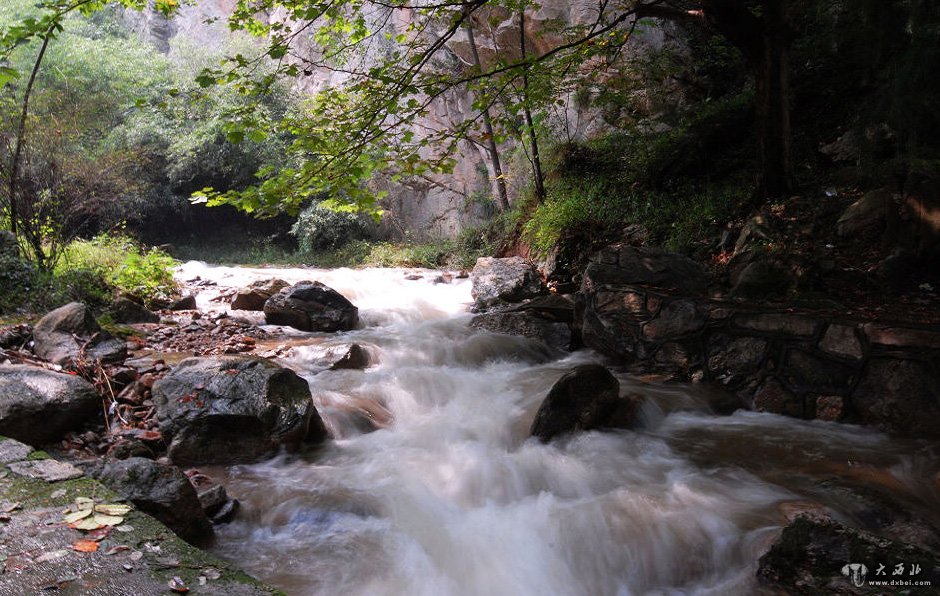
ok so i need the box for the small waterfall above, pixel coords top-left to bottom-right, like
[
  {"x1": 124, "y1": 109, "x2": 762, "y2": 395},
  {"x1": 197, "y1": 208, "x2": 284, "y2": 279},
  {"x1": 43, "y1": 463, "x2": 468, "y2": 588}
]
[{"x1": 177, "y1": 262, "x2": 940, "y2": 596}]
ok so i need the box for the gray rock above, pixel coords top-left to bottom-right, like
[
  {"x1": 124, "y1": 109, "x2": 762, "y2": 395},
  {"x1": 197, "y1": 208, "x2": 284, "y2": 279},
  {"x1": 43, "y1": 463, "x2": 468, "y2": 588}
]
[
  {"x1": 730, "y1": 258, "x2": 792, "y2": 299},
  {"x1": 707, "y1": 335, "x2": 767, "y2": 387},
  {"x1": 97, "y1": 457, "x2": 212, "y2": 543},
  {"x1": 583, "y1": 245, "x2": 707, "y2": 295},
  {"x1": 753, "y1": 378, "x2": 804, "y2": 419},
  {"x1": 168, "y1": 295, "x2": 197, "y2": 311},
  {"x1": 8, "y1": 458, "x2": 84, "y2": 482},
  {"x1": 110, "y1": 298, "x2": 159, "y2": 324},
  {"x1": 758, "y1": 514, "x2": 940, "y2": 594},
  {"x1": 470, "y1": 257, "x2": 545, "y2": 309},
  {"x1": 231, "y1": 278, "x2": 289, "y2": 311},
  {"x1": 153, "y1": 355, "x2": 325, "y2": 464},
  {"x1": 0, "y1": 364, "x2": 100, "y2": 446},
  {"x1": 470, "y1": 311, "x2": 572, "y2": 351},
  {"x1": 819, "y1": 324, "x2": 864, "y2": 359},
  {"x1": 852, "y1": 358, "x2": 940, "y2": 438},
  {"x1": 0, "y1": 438, "x2": 33, "y2": 463},
  {"x1": 837, "y1": 188, "x2": 894, "y2": 237},
  {"x1": 32, "y1": 302, "x2": 100, "y2": 364},
  {"x1": 263, "y1": 281, "x2": 358, "y2": 332},
  {"x1": 642, "y1": 299, "x2": 705, "y2": 340},
  {"x1": 530, "y1": 364, "x2": 636, "y2": 442},
  {"x1": 330, "y1": 344, "x2": 372, "y2": 370}
]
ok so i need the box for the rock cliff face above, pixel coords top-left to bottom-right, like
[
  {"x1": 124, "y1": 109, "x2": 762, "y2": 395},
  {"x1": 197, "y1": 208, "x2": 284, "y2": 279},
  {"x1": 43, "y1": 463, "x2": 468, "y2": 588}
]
[{"x1": 125, "y1": 1, "x2": 667, "y2": 238}]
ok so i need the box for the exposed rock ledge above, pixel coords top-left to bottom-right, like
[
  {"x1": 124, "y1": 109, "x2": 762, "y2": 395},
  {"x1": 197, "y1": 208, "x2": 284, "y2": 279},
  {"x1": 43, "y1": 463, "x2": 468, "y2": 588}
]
[{"x1": 577, "y1": 244, "x2": 940, "y2": 438}]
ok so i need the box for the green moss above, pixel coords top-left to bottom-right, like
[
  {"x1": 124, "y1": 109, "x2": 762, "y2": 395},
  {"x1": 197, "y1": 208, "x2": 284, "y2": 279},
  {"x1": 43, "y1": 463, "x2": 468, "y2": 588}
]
[{"x1": 26, "y1": 449, "x2": 50, "y2": 460}]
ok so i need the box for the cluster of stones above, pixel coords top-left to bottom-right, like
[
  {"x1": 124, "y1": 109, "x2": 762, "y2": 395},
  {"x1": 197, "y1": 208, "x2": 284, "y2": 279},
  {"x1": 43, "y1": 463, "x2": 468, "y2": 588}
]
[{"x1": 577, "y1": 244, "x2": 940, "y2": 438}]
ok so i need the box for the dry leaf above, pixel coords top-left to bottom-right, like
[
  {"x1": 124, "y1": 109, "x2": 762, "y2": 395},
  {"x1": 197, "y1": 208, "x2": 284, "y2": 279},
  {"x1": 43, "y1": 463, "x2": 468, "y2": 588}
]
[
  {"x1": 35, "y1": 549, "x2": 69, "y2": 563},
  {"x1": 2, "y1": 502, "x2": 21, "y2": 513},
  {"x1": 63, "y1": 509, "x2": 93, "y2": 524},
  {"x1": 69, "y1": 517, "x2": 104, "y2": 531},
  {"x1": 72, "y1": 539, "x2": 99, "y2": 553},
  {"x1": 92, "y1": 513, "x2": 125, "y2": 526},
  {"x1": 74, "y1": 497, "x2": 94, "y2": 511},
  {"x1": 115, "y1": 524, "x2": 134, "y2": 533},
  {"x1": 95, "y1": 504, "x2": 132, "y2": 516},
  {"x1": 104, "y1": 545, "x2": 131, "y2": 556}
]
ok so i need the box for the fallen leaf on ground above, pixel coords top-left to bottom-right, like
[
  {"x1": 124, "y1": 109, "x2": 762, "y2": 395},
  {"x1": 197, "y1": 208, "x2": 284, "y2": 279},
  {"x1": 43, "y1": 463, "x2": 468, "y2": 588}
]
[
  {"x1": 49, "y1": 489, "x2": 66, "y2": 499},
  {"x1": 104, "y1": 545, "x2": 131, "y2": 556},
  {"x1": 72, "y1": 539, "x2": 99, "y2": 553},
  {"x1": 2, "y1": 502, "x2": 21, "y2": 513},
  {"x1": 94, "y1": 504, "x2": 131, "y2": 516},
  {"x1": 115, "y1": 524, "x2": 134, "y2": 532},
  {"x1": 168, "y1": 577, "x2": 189, "y2": 593},
  {"x1": 92, "y1": 513, "x2": 125, "y2": 526},
  {"x1": 202, "y1": 567, "x2": 221, "y2": 580},
  {"x1": 69, "y1": 517, "x2": 104, "y2": 531},
  {"x1": 35, "y1": 549, "x2": 69, "y2": 563},
  {"x1": 63, "y1": 509, "x2": 93, "y2": 524}
]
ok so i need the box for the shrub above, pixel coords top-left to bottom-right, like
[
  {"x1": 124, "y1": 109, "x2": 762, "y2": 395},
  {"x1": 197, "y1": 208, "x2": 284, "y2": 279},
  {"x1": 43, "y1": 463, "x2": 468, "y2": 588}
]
[{"x1": 291, "y1": 203, "x2": 370, "y2": 251}]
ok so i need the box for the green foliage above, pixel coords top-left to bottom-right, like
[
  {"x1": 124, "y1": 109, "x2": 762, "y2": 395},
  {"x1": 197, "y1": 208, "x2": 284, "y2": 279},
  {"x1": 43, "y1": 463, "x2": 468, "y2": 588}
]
[
  {"x1": 290, "y1": 203, "x2": 371, "y2": 251},
  {"x1": 0, "y1": 245, "x2": 37, "y2": 314},
  {"x1": 56, "y1": 234, "x2": 178, "y2": 305}
]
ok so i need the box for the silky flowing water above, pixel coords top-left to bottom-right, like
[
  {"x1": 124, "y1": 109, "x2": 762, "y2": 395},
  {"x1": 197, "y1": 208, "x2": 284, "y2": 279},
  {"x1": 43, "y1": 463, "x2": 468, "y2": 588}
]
[{"x1": 178, "y1": 262, "x2": 940, "y2": 596}]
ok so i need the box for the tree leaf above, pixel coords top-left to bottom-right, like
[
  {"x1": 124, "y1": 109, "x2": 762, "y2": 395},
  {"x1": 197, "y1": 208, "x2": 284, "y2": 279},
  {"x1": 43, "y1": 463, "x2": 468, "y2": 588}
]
[
  {"x1": 72, "y1": 539, "x2": 99, "y2": 553},
  {"x1": 94, "y1": 504, "x2": 132, "y2": 516},
  {"x1": 63, "y1": 509, "x2": 93, "y2": 524}
]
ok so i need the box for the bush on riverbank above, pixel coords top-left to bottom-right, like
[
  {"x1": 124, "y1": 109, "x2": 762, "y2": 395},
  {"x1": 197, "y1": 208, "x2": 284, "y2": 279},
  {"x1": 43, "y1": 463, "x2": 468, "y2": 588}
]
[{"x1": 0, "y1": 234, "x2": 178, "y2": 317}]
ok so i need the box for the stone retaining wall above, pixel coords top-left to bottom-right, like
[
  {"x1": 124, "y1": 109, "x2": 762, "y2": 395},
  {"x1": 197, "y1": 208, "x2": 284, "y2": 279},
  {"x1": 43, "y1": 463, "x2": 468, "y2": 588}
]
[{"x1": 577, "y1": 245, "x2": 940, "y2": 438}]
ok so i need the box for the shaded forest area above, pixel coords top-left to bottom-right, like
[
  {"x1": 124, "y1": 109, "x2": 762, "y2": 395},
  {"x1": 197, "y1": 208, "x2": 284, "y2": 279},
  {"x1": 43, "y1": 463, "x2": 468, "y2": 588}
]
[{"x1": 0, "y1": 0, "x2": 939, "y2": 318}]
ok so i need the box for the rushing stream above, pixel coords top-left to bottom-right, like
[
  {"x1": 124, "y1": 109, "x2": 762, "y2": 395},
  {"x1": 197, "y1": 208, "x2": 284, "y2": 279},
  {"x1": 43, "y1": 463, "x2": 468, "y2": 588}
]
[{"x1": 177, "y1": 263, "x2": 940, "y2": 596}]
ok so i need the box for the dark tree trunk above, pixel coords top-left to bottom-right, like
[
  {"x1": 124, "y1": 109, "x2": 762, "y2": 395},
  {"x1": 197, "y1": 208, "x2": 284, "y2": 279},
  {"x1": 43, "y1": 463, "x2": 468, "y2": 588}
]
[
  {"x1": 519, "y1": 10, "x2": 545, "y2": 203},
  {"x1": 753, "y1": 0, "x2": 793, "y2": 198},
  {"x1": 464, "y1": 18, "x2": 510, "y2": 212}
]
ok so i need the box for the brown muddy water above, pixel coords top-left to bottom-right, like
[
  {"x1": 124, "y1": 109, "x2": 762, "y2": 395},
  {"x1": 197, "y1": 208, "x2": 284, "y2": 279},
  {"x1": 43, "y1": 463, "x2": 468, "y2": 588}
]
[{"x1": 177, "y1": 262, "x2": 940, "y2": 596}]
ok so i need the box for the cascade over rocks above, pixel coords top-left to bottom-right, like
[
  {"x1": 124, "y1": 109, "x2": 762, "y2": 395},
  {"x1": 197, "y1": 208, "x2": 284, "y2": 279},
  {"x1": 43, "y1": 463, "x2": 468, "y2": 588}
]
[
  {"x1": 31, "y1": 302, "x2": 126, "y2": 365},
  {"x1": 471, "y1": 294, "x2": 576, "y2": 351},
  {"x1": 0, "y1": 364, "x2": 99, "y2": 446},
  {"x1": 232, "y1": 278, "x2": 290, "y2": 311},
  {"x1": 96, "y1": 457, "x2": 213, "y2": 544},
  {"x1": 470, "y1": 257, "x2": 546, "y2": 309},
  {"x1": 530, "y1": 364, "x2": 638, "y2": 442},
  {"x1": 330, "y1": 343, "x2": 372, "y2": 370},
  {"x1": 263, "y1": 281, "x2": 358, "y2": 332},
  {"x1": 152, "y1": 355, "x2": 326, "y2": 465}
]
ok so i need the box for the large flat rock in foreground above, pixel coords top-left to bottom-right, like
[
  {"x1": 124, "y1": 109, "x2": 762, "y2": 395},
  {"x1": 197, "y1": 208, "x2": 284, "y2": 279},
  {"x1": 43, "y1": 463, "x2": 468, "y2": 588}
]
[{"x1": 0, "y1": 437, "x2": 278, "y2": 595}]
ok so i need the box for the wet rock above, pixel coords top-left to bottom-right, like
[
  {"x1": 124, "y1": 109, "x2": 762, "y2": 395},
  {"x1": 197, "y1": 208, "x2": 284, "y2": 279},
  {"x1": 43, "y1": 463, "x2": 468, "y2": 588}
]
[
  {"x1": 168, "y1": 295, "x2": 197, "y2": 311},
  {"x1": 530, "y1": 364, "x2": 636, "y2": 442},
  {"x1": 330, "y1": 344, "x2": 372, "y2": 370},
  {"x1": 783, "y1": 350, "x2": 856, "y2": 392},
  {"x1": 110, "y1": 297, "x2": 159, "y2": 324},
  {"x1": 815, "y1": 395, "x2": 845, "y2": 422},
  {"x1": 734, "y1": 313, "x2": 817, "y2": 337},
  {"x1": 264, "y1": 281, "x2": 358, "y2": 332},
  {"x1": 470, "y1": 257, "x2": 545, "y2": 309},
  {"x1": 153, "y1": 355, "x2": 325, "y2": 464},
  {"x1": 97, "y1": 457, "x2": 212, "y2": 543},
  {"x1": 753, "y1": 378, "x2": 804, "y2": 419},
  {"x1": 707, "y1": 335, "x2": 767, "y2": 387},
  {"x1": 470, "y1": 311, "x2": 572, "y2": 351},
  {"x1": 757, "y1": 514, "x2": 940, "y2": 594},
  {"x1": 0, "y1": 364, "x2": 100, "y2": 446},
  {"x1": 231, "y1": 278, "x2": 290, "y2": 311},
  {"x1": 852, "y1": 358, "x2": 940, "y2": 438}
]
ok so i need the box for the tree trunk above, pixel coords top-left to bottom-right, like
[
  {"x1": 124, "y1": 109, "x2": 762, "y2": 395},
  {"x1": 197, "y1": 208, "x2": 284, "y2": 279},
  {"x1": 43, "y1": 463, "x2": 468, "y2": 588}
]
[
  {"x1": 464, "y1": 18, "x2": 510, "y2": 212},
  {"x1": 7, "y1": 32, "x2": 51, "y2": 239},
  {"x1": 519, "y1": 9, "x2": 545, "y2": 203},
  {"x1": 753, "y1": 0, "x2": 793, "y2": 198}
]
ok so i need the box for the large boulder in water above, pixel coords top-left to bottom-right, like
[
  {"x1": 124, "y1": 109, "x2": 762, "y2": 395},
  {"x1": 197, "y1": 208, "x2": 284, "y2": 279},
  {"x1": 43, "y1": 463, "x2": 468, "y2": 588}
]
[
  {"x1": 0, "y1": 364, "x2": 100, "y2": 446},
  {"x1": 32, "y1": 302, "x2": 126, "y2": 364},
  {"x1": 110, "y1": 297, "x2": 159, "y2": 324},
  {"x1": 758, "y1": 514, "x2": 940, "y2": 594},
  {"x1": 232, "y1": 278, "x2": 290, "y2": 311},
  {"x1": 470, "y1": 257, "x2": 545, "y2": 309},
  {"x1": 153, "y1": 355, "x2": 326, "y2": 465},
  {"x1": 263, "y1": 281, "x2": 358, "y2": 332},
  {"x1": 96, "y1": 457, "x2": 212, "y2": 544},
  {"x1": 530, "y1": 364, "x2": 637, "y2": 442}
]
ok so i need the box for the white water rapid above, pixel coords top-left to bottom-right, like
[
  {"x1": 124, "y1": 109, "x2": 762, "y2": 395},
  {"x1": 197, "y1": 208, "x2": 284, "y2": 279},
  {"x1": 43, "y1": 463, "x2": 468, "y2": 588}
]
[{"x1": 176, "y1": 262, "x2": 940, "y2": 596}]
